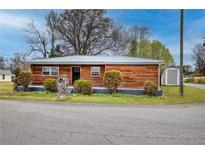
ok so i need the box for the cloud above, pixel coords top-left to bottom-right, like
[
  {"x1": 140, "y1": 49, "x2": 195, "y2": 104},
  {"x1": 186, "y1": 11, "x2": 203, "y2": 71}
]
[{"x1": 0, "y1": 11, "x2": 32, "y2": 28}]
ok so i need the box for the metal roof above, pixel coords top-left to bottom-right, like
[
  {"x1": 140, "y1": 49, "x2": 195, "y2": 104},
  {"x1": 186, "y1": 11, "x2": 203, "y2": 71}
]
[
  {"x1": 0, "y1": 70, "x2": 12, "y2": 75},
  {"x1": 30, "y1": 55, "x2": 164, "y2": 65}
]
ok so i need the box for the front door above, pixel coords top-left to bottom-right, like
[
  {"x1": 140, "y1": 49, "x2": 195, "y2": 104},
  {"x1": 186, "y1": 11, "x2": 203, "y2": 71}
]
[{"x1": 72, "y1": 67, "x2": 80, "y2": 84}]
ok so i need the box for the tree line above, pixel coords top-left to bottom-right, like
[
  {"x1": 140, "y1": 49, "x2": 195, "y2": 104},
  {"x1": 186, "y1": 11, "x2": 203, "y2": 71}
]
[
  {"x1": 1, "y1": 10, "x2": 204, "y2": 76},
  {"x1": 25, "y1": 10, "x2": 174, "y2": 65},
  {"x1": 8, "y1": 9, "x2": 205, "y2": 76}
]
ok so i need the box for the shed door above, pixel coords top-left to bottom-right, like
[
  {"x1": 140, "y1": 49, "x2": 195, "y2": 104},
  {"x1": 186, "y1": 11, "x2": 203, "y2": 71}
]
[{"x1": 167, "y1": 70, "x2": 178, "y2": 85}]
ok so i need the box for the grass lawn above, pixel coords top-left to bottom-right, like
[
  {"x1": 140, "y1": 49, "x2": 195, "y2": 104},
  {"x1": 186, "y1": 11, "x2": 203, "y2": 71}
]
[{"x1": 0, "y1": 82, "x2": 205, "y2": 105}]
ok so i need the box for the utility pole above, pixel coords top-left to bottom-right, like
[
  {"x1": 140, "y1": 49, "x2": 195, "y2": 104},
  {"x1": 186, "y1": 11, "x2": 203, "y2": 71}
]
[{"x1": 180, "y1": 9, "x2": 184, "y2": 96}]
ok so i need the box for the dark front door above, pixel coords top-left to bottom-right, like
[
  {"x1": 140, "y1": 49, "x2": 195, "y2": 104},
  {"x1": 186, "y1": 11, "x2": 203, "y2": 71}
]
[{"x1": 72, "y1": 67, "x2": 80, "y2": 84}]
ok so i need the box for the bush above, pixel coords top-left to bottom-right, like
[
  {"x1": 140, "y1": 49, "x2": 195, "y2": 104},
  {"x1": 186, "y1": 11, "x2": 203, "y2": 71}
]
[
  {"x1": 12, "y1": 68, "x2": 21, "y2": 78},
  {"x1": 73, "y1": 80, "x2": 84, "y2": 93},
  {"x1": 196, "y1": 78, "x2": 205, "y2": 84},
  {"x1": 43, "y1": 78, "x2": 57, "y2": 92},
  {"x1": 73, "y1": 80, "x2": 92, "y2": 95},
  {"x1": 144, "y1": 81, "x2": 158, "y2": 96},
  {"x1": 184, "y1": 78, "x2": 194, "y2": 83},
  {"x1": 17, "y1": 71, "x2": 34, "y2": 91},
  {"x1": 13, "y1": 78, "x2": 21, "y2": 91},
  {"x1": 104, "y1": 70, "x2": 122, "y2": 94}
]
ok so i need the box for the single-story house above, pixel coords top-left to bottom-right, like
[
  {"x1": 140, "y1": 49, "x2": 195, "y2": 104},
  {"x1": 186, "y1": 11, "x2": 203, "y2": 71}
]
[
  {"x1": 30, "y1": 56, "x2": 164, "y2": 88},
  {"x1": 0, "y1": 70, "x2": 15, "y2": 82}
]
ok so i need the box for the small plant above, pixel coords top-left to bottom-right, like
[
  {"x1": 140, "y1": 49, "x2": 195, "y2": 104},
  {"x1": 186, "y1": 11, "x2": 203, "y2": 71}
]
[
  {"x1": 17, "y1": 71, "x2": 34, "y2": 91},
  {"x1": 104, "y1": 70, "x2": 122, "y2": 94},
  {"x1": 73, "y1": 80, "x2": 92, "y2": 95},
  {"x1": 43, "y1": 78, "x2": 57, "y2": 92},
  {"x1": 144, "y1": 81, "x2": 158, "y2": 96}
]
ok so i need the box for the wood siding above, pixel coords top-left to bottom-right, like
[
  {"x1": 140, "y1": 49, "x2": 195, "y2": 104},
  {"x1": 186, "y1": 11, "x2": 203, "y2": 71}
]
[
  {"x1": 80, "y1": 65, "x2": 105, "y2": 86},
  {"x1": 31, "y1": 64, "x2": 105, "y2": 86},
  {"x1": 105, "y1": 65, "x2": 159, "y2": 88},
  {"x1": 31, "y1": 64, "x2": 71, "y2": 84},
  {"x1": 31, "y1": 64, "x2": 159, "y2": 88}
]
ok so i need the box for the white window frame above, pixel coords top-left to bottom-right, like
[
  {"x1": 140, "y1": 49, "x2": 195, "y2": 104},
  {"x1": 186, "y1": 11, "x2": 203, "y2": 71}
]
[
  {"x1": 42, "y1": 66, "x2": 50, "y2": 76},
  {"x1": 51, "y1": 67, "x2": 59, "y2": 76},
  {"x1": 42, "y1": 66, "x2": 59, "y2": 76},
  {"x1": 91, "y1": 67, "x2": 100, "y2": 77}
]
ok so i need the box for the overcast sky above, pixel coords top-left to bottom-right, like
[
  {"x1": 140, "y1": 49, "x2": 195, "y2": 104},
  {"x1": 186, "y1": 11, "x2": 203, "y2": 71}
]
[{"x1": 0, "y1": 9, "x2": 204, "y2": 65}]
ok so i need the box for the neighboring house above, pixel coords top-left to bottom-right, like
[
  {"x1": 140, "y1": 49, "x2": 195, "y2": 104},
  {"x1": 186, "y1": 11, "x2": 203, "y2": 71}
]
[
  {"x1": 161, "y1": 66, "x2": 180, "y2": 85},
  {"x1": 0, "y1": 70, "x2": 15, "y2": 82},
  {"x1": 30, "y1": 56, "x2": 164, "y2": 88}
]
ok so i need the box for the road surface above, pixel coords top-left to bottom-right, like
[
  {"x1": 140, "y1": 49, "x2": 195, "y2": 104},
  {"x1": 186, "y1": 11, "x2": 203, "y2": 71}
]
[
  {"x1": 0, "y1": 100, "x2": 205, "y2": 144},
  {"x1": 184, "y1": 83, "x2": 205, "y2": 90}
]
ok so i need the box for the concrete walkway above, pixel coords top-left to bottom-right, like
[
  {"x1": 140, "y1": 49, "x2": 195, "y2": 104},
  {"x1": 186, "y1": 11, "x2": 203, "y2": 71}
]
[{"x1": 184, "y1": 83, "x2": 205, "y2": 90}]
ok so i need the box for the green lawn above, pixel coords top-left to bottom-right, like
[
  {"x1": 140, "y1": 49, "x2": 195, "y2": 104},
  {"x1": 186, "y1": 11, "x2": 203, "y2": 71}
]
[{"x1": 0, "y1": 82, "x2": 205, "y2": 105}]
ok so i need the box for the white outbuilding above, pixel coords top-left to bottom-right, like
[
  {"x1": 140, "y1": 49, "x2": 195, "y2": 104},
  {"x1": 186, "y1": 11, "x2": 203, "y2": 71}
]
[
  {"x1": 0, "y1": 70, "x2": 15, "y2": 82},
  {"x1": 161, "y1": 66, "x2": 180, "y2": 85}
]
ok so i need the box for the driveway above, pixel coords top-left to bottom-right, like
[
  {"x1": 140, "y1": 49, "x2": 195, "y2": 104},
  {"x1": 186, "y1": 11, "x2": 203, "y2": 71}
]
[
  {"x1": 0, "y1": 100, "x2": 205, "y2": 144},
  {"x1": 184, "y1": 83, "x2": 205, "y2": 90}
]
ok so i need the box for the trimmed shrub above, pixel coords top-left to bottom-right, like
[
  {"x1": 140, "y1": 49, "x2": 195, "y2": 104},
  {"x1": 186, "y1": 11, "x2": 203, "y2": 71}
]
[
  {"x1": 73, "y1": 80, "x2": 92, "y2": 95},
  {"x1": 104, "y1": 70, "x2": 122, "y2": 94},
  {"x1": 144, "y1": 81, "x2": 158, "y2": 96},
  {"x1": 17, "y1": 71, "x2": 34, "y2": 91},
  {"x1": 43, "y1": 78, "x2": 57, "y2": 92},
  {"x1": 184, "y1": 78, "x2": 194, "y2": 83},
  {"x1": 73, "y1": 80, "x2": 84, "y2": 93}
]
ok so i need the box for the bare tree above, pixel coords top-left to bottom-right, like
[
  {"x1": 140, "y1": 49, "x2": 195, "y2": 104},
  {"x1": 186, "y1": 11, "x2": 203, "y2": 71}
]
[
  {"x1": 46, "y1": 10, "x2": 59, "y2": 52},
  {"x1": 128, "y1": 25, "x2": 152, "y2": 56},
  {"x1": 25, "y1": 10, "x2": 154, "y2": 58},
  {"x1": 25, "y1": 21, "x2": 49, "y2": 58},
  {"x1": 10, "y1": 52, "x2": 29, "y2": 71},
  {"x1": 110, "y1": 24, "x2": 130, "y2": 55},
  {"x1": 129, "y1": 26, "x2": 150, "y2": 41},
  {"x1": 0, "y1": 56, "x2": 6, "y2": 69},
  {"x1": 192, "y1": 43, "x2": 205, "y2": 75},
  {"x1": 54, "y1": 10, "x2": 114, "y2": 55}
]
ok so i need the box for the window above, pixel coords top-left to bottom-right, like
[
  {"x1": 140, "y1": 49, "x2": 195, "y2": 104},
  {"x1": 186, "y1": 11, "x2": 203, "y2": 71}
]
[
  {"x1": 42, "y1": 66, "x2": 59, "y2": 76},
  {"x1": 42, "y1": 67, "x2": 50, "y2": 75},
  {"x1": 2, "y1": 74, "x2": 5, "y2": 80},
  {"x1": 51, "y1": 67, "x2": 59, "y2": 75},
  {"x1": 91, "y1": 67, "x2": 100, "y2": 77}
]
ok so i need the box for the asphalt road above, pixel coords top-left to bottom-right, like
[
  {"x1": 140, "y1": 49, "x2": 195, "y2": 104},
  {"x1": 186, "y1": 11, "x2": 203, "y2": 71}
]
[
  {"x1": 184, "y1": 83, "x2": 205, "y2": 90},
  {"x1": 0, "y1": 100, "x2": 205, "y2": 145}
]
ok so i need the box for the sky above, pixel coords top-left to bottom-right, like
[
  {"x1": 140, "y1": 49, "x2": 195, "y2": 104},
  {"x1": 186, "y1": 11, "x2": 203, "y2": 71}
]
[{"x1": 0, "y1": 9, "x2": 205, "y2": 66}]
